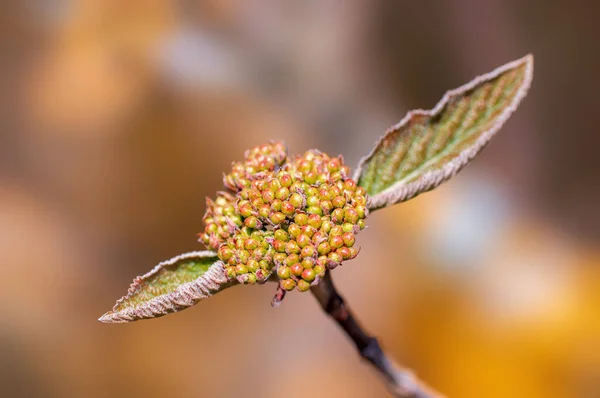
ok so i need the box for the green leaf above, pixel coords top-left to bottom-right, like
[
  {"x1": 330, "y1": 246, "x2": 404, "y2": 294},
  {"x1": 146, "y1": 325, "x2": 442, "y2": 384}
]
[
  {"x1": 98, "y1": 251, "x2": 236, "y2": 323},
  {"x1": 355, "y1": 55, "x2": 534, "y2": 211}
]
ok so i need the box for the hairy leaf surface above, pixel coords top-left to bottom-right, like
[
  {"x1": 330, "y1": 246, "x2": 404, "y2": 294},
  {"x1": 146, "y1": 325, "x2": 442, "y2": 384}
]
[
  {"x1": 99, "y1": 251, "x2": 235, "y2": 323},
  {"x1": 355, "y1": 55, "x2": 533, "y2": 210}
]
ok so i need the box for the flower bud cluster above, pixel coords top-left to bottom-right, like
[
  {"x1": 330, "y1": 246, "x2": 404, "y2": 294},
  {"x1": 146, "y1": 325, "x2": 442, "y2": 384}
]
[
  {"x1": 199, "y1": 144, "x2": 368, "y2": 296},
  {"x1": 218, "y1": 229, "x2": 275, "y2": 284},
  {"x1": 198, "y1": 192, "x2": 240, "y2": 250},
  {"x1": 223, "y1": 142, "x2": 287, "y2": 191}
]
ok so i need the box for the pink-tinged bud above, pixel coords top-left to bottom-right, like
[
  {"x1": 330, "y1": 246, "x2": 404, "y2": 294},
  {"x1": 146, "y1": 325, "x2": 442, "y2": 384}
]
[
  {"x1": 255, "y1": 269, "x2": 267, "y2": 281},
  {"x1": 301, "y1": 257, "x2": 315, "y2": 269},
  {"x1": 331, "y1": 208, "x2": 344, "y2": 224},
  {"x1": 219, "y1": 246, "x2": 234, "y2": 261},
  {"x1": 258, "y1": 204, "x2": 271, "y2": 218},
  {"x1": 234, "y1": 237, "x2": 244, "y2": 249},
  {"x1": 206, "y1": 223, "x2": 218, "y2": 234},
  {"x1": 274, "y1": 229, "x2": 289, "y2": 242},
  {"x1": 275, "y1": 187, "x2": 290, "y2": 201},
  {"x1": 294, "y1": 213, "x2": 308, "y2": 226},
  {"x1": 306, "y1": 187, "x2": 319, "y2": 197},
  {"x1": 317, "y1": 242, "x2": 331, "y2": 255},
  {"x1": 327, "y1": 158, "x2": 341, "y2": 173},
  {"x1": 238, "y1": 250, "x2": 250, "y2": 264},
  {"x1": 330, "y1": 225, "x2": 343, "y2": 237},
  {"x1": 342, "y1": 222, "x2": 355, "y2": 233},
  {"x1": 239, "y1": 188, "x2": 251, "y2": 200},
  {"x1": 285, "y1": 240, "x2": 301, "y2": 254},
  {"x1": 330, "y1": 235, "x2": 344, "y2": 249},
  {"x1": 296, "y1": 234, "x2": 311, "y2": 248},
  {"x1": 298, "y1": 159, "x2": 312, "y2": 173},
  {"x1": 343, "y1": 179, "x2": 357, "y2": 192},
  {"x1": 244, "y1": 238, "x2": 258, "y2": 250},
  {"x1": 307, "y1": 214, "x2": 321, "y2": 229},
  {"x1": 353, "y1": 195, "x2": 367, "y2": 206},
  {"x1": 278, "y1": 172, "x2": 293, "y2": 187},
  {"x1": 340, "y1": 165, "x2": 351, "y2": 178},
  {"x1": 290, "y1": 263, "x2": 304, "y2": 277},
  {"x1": 262, "y1": 187, "x2": 275, "y2": 203},
  {"x1": 301, "y1": 245, "x2": 316, "y2": 259},
  {"x1": 355, "y1": 205, "x2": 369, "y2": 219},
  {"x1": 307, "y1": 196, "x2": 320, "y2": 207},
  {"x1": 253, "y1": 247, "x2": 267, "y2": 259},
  {"x1": 246, "y1": 274, "x2": 257, "y2": 284},
  {"x1": 244, "y1": 216, "x2": 259, "y2": 229},
  {"x1": 255, "y1": 180, "x2": 267, "y2": 191},
  {"x1": 235, "y1": 264, "x2": 248, "y2": 275},
  {"x1": 320, "y1": 200, "x2": 333, "y2": 214},
  {"x1": 301, "y1": 268, "x2": 316, "y2": 282},
  {"x1": 273, "y1": 239, "x2": 286, "y2": 253},
  {"x1": 247, "y1": 189, "x2": 261, "y2": 201},
  {"x1": 281, "y1": 201, "x2": 295, "y2": 216},
  {"x1": 288, "y1": 223, "x2": 302, "y2": 238},
  {"x1": 274, "y1": 253, "x2": 287, "y2": 265},
  {"x1": 332, "y1": 196, "x2": 346, "y2": 208},
  {"x1": 313, "y1": 265, "x2": 325, "y2": 277},
  {"x1": 312, "y1": 231, "x2": 327, "y2": 244},
  {"x1": 282, "y1": 279, "x2": 296, "y2": 291},
  {"x1": 355, "y1": 186, "x2": 367, "y2": 197},
  {"x1": 348, "y1": 247, "x2": 359, "y2": 259},
  {"x1": 277, "y1": 265, "x2": 291, "y2": 279},
  {"x1": 269, "y1": 212, "x2": 286, "y2": 225},
  {"x1": 307, "y1": 206, "x2": 322, "y2": 215},
  {"x1": 321, "y1": 220, "x2": 333, "y2": 233},
  {"x1": 225, "y1": 266, "x2": 237, "y2": 279},
  {"x1": 247, "y1": 259, "x2": 259, "y2": 272},
  {"x1": 337, "y1": 247, "x2": 351, "y2": 260},
  {"x1": 271, "y1": 199, "x2": 283, "y2": 212},
  {"x1": 319, "y1": 187, "x2": 332, "y2": 200},
  {"x1": 297, "y1": 279, "x2": 311, "y2": 292},
  {"x1": 342, "y1": 232, "x2": 355, "y2": 247},
  {"x1": 344, "y1": 208, "x2": 359, "y2": 224},
  {"x1": 300, "y1": 225, "x2": 316, "y2": 238},
  {"x1": 285, "y1": 254, "x2": 300, "y2": 267},
  {"x1": 251, "y1": 197, "x2": 264, "y2": 208},
  {"x1": 327, "y1": 252, "x2": 343, "y2": 267},
  {"x1": 289, "y1": 193, "x2": 304, "y2": 208}
]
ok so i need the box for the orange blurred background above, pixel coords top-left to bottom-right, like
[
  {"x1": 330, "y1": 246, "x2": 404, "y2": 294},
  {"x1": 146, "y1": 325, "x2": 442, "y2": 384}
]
[{"x1": 1, "y1": 1, "x2": 599, "y2": 397}]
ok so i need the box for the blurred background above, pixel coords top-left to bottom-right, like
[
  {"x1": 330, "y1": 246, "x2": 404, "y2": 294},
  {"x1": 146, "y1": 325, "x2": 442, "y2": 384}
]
[{"x1": 1, "y1": 1, "x2": 599, "y2": 397}]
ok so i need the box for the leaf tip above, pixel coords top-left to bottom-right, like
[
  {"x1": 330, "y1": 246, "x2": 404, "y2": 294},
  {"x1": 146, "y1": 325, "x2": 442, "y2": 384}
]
[{"x1": 97, "y1": 311, "x2": 120, "y2": 324}]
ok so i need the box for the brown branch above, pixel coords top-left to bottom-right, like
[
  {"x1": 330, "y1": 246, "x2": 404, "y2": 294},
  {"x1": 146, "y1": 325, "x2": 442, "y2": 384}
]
[{"x1": 310, "y1": 273, "x2": 444, "y2": 398}]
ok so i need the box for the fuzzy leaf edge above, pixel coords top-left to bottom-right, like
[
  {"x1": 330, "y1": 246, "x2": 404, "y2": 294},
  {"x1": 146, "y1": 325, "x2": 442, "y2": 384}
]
[
  {"x1": 354, "y1": 54, "x2": 534, "y2": 211},
  {"x1": 98, "y1": 250, "x2": 236, "y2": 324}
]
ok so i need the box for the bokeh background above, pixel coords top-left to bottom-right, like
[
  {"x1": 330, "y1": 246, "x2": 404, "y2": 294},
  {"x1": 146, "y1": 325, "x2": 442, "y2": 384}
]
[{"x1": 1, "y1": 1, "x2": 599, "y2": 397}]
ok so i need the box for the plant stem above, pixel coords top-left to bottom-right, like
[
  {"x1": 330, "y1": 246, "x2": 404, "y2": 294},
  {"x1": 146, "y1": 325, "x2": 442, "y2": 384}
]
[{"x1": 310, "y1": 273, "x2": 443, "y2": 398}]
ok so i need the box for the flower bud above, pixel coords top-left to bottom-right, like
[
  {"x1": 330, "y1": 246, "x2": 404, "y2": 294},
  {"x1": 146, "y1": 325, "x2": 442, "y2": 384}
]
[
  {"x1": 285, "y1": 254, "x2": 300, "y2": 267},
  {"x1": 282, "y1": 279, "x2": 296, "y2": 291},
  {"x1": 301, "y1": 257, "x2": 315, "y2": 269},
  {"x1": 277, "y1": 266, "x2": 291, "y2": 279},
  {"x1": 290, "y1": 263, "x2": 304, "y2": 277},
  {"x1": 274, "y1": 229, "x2": 289, "y2": 242},
  {"x1": 288, "y1": 223, "x2": 302, "y2": 238},
  {"x1": 285, "y1": 240, "x2": 301, "y2": 254},
  {"x1": 301, "y1": 268, "x2": 316, "y2": 282},
  {"x1": 317, "y1": 242, "x2": 331, "y2": 255},
  {"x1": 342, "y1": 232, "x2": 355, "y2": 247},
  {"x1": 297, "y1": 279, "x2": 311, "y2": 292},
  {"x1": 330, "y1": 235, "x2": 344, "y2": 249}
]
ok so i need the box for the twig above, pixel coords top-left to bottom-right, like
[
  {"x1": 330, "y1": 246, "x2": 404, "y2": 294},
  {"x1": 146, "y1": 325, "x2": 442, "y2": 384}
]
[{"x1": 310, "y1": 272, "x2": 444, "y2": 398}]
